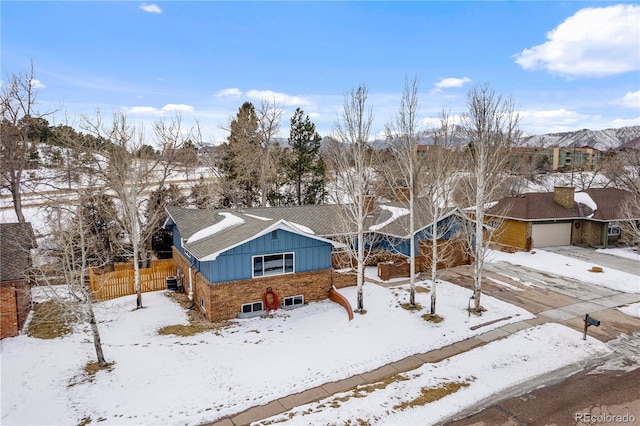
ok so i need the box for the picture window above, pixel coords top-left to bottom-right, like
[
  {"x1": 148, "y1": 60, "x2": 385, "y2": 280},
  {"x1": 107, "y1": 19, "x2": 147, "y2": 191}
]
[{"x1": 252, "y1": 253, "x2": 294, "y2": 278}]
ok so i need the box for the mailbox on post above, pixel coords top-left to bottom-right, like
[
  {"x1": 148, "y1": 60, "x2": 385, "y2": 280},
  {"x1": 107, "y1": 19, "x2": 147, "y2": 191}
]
[{"x1": 583, "y1": 313, "x2": 601, "y2": 340}]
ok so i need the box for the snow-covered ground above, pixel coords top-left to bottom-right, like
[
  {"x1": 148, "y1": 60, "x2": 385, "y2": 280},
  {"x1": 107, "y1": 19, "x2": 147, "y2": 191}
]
[
  {"x1": 487, "y1": 248, "x2": 640, "y2": 294},
  {"x1": 3, "y1": 245, "x2": 638, "y2": 425},
  {"x1": 596, "y1": 246, "x2": 640, "y2": 261},
  {"x1": 257, "y1": 324, "x2": 612, "y2": 425}
]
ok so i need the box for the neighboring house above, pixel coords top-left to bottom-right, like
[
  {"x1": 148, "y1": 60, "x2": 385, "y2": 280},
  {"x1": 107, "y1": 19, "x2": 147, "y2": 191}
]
[
  {"x1": 487, "y1": 186, "x2": 638, "y2": 251},
  {"x1": 1, "y1": 223, "x2": 37, "y2": 339},
  {"x1": 164, "y1": 198, "x2": 472, "y2": 322}
]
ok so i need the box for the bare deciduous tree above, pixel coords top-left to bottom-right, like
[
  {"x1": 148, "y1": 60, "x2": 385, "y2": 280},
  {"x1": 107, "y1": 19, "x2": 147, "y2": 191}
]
[
  {"x1": 605, "y1": 149, "x2": 640, "y2": 244},
  {"x1": 382, "y1": 76, "x2": 422, "y2": 308},
  {"x1": 458, "y1": 84, "x2": 520, "y2": 313},
  {"x1": 34, "y1": 188, "x2": 108, "y2": 367},
  {"x1": 256, "y1": 98, "x2": 285, "y2": 207},
  {"x1": 327, "y1": 84, "x2": 376, "y2": 313},
  {"x1": 422, "y1": 110, "x2": 460, "y2": 315},
  {"x1": 81, "y1": 112, "x2": 187, "y2": 309},
  {"x1": 1, "y1": 64, "x2": 56, "y2": 223}
]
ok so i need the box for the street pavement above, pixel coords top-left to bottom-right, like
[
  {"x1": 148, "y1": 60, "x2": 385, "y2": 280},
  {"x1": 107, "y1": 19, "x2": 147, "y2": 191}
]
[{"x1": 207, "y1": 247, "x2": 640, "y2": 426}]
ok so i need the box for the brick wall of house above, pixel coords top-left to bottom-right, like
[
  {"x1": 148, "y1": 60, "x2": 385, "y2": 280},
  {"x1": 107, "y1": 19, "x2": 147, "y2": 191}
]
[
  {"x1": 574, "y1": 220, "x2": 603, "y2": 247},
  {"x1": 172, "y1": 248, "x2": 340, "y2": 322},
  {"x1": 14, "y1": 280, "x2": 31, "y2": 333},
  {"x1": 331, "y1": 270, "x2": 357, "y2": 289},
  {"x1": 1, "y1": 282, "x2": 20, "y2": 339},
  {"x1": 418, "y1": 239, "x2": 470, "y2": 270},
  {"x1": 205, "y1": 269, "x2": 333, "y2": 322},
  {"x1": 171, "y1": 247, "x2": 191, "y2": 291}
]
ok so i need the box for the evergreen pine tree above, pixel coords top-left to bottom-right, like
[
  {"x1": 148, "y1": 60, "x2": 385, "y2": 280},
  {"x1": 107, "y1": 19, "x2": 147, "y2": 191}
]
[{"x1": 285, "y1": 108, "x2": 326, "y2": 205}]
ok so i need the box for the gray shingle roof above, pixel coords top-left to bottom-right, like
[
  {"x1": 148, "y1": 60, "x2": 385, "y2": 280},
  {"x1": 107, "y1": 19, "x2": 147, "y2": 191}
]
[{"x1": 166, "y1": 199, "x2": 463, "y2": 260}]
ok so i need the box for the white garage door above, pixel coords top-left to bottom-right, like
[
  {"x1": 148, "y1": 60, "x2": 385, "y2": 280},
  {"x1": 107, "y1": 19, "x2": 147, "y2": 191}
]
[{"x1": 531, "y1": 223, "x2": 572, "y2": 248}]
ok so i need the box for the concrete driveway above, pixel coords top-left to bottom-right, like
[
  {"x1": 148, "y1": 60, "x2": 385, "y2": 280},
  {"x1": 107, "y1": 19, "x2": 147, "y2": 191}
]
[
  {"x1": 542, "y1": 245, "x2": 640, "y2": 276},
  {"x1": 440, "y1": 247, "x2": 640, "y2": 426}
]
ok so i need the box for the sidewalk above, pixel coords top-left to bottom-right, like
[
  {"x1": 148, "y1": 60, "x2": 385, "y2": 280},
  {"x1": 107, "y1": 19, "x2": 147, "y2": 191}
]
[{"x1": 207, "y1": 265, "x2": 640, "y2": 426}]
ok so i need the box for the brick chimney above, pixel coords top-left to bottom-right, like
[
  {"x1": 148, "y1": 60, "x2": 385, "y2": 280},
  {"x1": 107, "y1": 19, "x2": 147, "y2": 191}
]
[{"x1": 553, "y1": 186, "x2": 575, "y2": 209}]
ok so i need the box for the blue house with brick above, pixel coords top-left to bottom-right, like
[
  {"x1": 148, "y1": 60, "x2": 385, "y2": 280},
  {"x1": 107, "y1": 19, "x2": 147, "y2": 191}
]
[{"x1": 164, "y1": 199, "x2": 472, "y2": 322}]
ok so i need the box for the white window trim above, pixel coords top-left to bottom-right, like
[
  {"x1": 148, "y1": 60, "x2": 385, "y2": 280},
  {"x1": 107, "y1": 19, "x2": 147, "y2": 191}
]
[
  {"x1": 252, "y1": 252, "x2": 295, "y2": 278},
  {"x1": 241, "y1": 301, "x2": 264, "y2": 314},
  {"x1": 283, "y1": 294, "x2": 304, "y2": 309},
  {"x1": 608, "y1": 222, "x2": 620, "y2": 236}
]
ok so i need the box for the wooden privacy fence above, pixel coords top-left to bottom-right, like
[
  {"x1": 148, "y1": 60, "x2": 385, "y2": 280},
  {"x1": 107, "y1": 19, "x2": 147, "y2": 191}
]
[{"x1": 89, "y1": 259, "x2": 176, "y2": 301}]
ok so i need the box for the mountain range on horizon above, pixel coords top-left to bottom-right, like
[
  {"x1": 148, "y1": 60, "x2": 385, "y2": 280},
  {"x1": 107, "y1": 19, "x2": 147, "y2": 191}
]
[
  {"x1": 318, "y1": 125, "x2": 640, "y2": 152},
  {"x1": 518, "y1": 125, "x2": 640, "y2": 151}
]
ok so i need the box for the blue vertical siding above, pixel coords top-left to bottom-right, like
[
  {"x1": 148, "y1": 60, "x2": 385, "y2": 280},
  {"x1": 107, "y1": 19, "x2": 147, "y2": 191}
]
[
  {"x1": 168, "y1": 225, "x2": 187, "y2": 256},
  {"x1": 372, "y1": 215, "x2": 465, "y2": 256},
  {"x1": 198, "y1": 229, "x2": 332, "y2": 283}
]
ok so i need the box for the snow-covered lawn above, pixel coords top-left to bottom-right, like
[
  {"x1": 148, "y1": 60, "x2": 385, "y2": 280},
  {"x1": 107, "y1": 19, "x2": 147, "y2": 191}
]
[
  {"x1": 2, "y1": 246, "x2": 636, "y2": 426},
  {"x1": 487, "y1": 248, "x2": 640, "y2": 294},
  {"x1": 3, "y1": 277, "x2": 534, "y2": 426},
  {"x1": 617, "y1": 303, "x2": 640, "y2": 318},
  {"x1": 257, "y1": 324, "x2": 612, "y2": 425}
]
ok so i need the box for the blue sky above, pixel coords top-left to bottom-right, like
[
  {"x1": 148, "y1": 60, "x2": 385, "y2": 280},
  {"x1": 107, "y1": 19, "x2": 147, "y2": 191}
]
[{"x1": 2, "y1": 1, "x2": 639, "y2": 143}]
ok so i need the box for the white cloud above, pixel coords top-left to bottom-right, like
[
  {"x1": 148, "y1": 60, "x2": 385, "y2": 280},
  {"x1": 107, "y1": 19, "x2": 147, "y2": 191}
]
[
  {"x1": 162, "y1": 104, "x2": 194, "y2": 112},
  {"x1": 30, "y1": 79, "x2": 45, "y2": 89},
  {"x1": 611, "y1": 117, "x2": 640, "y2": 127},
  {"x1": 246, "y1": 89, "x2": 311, "y2": 106},
  {"x1": 129, "y1": 106, "x2": 160, "y2": 115},
  {"x1": 215, "y1": 88, "x2": 243, "y2": 98},
  {"x1": 140, "y1": 3, "x2": 162, "y2": 13},
  {"x1": 128, "y1": 104, "x2": 194, "y2": 115},
  {"x1": 613, "y1": 90, "x2": 640, "y2": 109},
  {"x1": 514, "y1": 4, "x2": 640, "y2": 77},
  {"x1": 519, "y1": 108, "x2": 597, "y2": 133},
  {"x1": 433, "y1": 77, "x2": 472, "y2": 92}
]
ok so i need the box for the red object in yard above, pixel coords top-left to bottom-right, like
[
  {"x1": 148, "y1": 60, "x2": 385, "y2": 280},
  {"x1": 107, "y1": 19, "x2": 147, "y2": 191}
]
[{"x1": 263, "y1": 287, "x2": 280, "y2": 312}]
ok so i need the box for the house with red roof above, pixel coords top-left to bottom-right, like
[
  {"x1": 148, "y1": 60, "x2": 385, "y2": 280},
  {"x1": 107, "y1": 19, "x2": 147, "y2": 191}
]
[{"x1": 487, "y1": 186, "x2": 639, "y2": 251}]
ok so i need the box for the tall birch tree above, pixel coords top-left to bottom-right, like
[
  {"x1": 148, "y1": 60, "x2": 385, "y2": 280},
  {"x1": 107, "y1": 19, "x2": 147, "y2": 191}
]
[
  {"x1": 422, "y1": 110, "x2": 459, "y2": 315},
  {"x1": 327, "y1": 85, "x2": 375, "y2": 312},
  {"x1": 82, "y1": 112, "x2": 186, "y2": 309},
  {"x1": 382, "y1": 76, "x2": 422, "y2": 308},
  {"x1": 35, "y1": 188, "x2": 108, "y2": 367},
  {"x1": 459, "y1": 84, "x2": 520, "y2": 313}
]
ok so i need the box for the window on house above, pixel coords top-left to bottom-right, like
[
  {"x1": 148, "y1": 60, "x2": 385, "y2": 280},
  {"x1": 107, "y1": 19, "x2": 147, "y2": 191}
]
[
  {"x1": 252, "y1": 253, "x2": 294, "y2": 277},
  {"x1": 608, "y1": 222, "x2": 620, "y2": 236},
  {"x1": 200, "y1": 298, "x2": 206, "y2": 310},
  {"x1": 241, "y1": 301, "x2": 264, "y2": 314},
  {"x1": 283, "y1": 295, "x2": 304, "y2": 307},
  {"x1": 271, "y1": 230, "x2": 278, "y2": 240}
]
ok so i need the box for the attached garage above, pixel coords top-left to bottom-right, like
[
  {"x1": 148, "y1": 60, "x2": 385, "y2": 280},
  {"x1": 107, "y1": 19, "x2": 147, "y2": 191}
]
[{"x1": 531, "y1": 222, "x2": 572, "y2": 248}]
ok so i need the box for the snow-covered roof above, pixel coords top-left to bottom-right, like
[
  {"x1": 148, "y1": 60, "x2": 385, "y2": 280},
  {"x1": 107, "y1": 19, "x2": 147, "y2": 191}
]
[
  {"x1": 186, "y1": 212, "x2": 244, "y2": 244},
  {"x1": 574, "y1": 192, "x2": 597, "y2": 212}
]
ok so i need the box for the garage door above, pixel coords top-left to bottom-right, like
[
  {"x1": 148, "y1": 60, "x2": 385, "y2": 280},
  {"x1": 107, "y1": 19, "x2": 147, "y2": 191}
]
[{"x1": 531, "y1": 223, "x2": 571, "y2": 248}]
